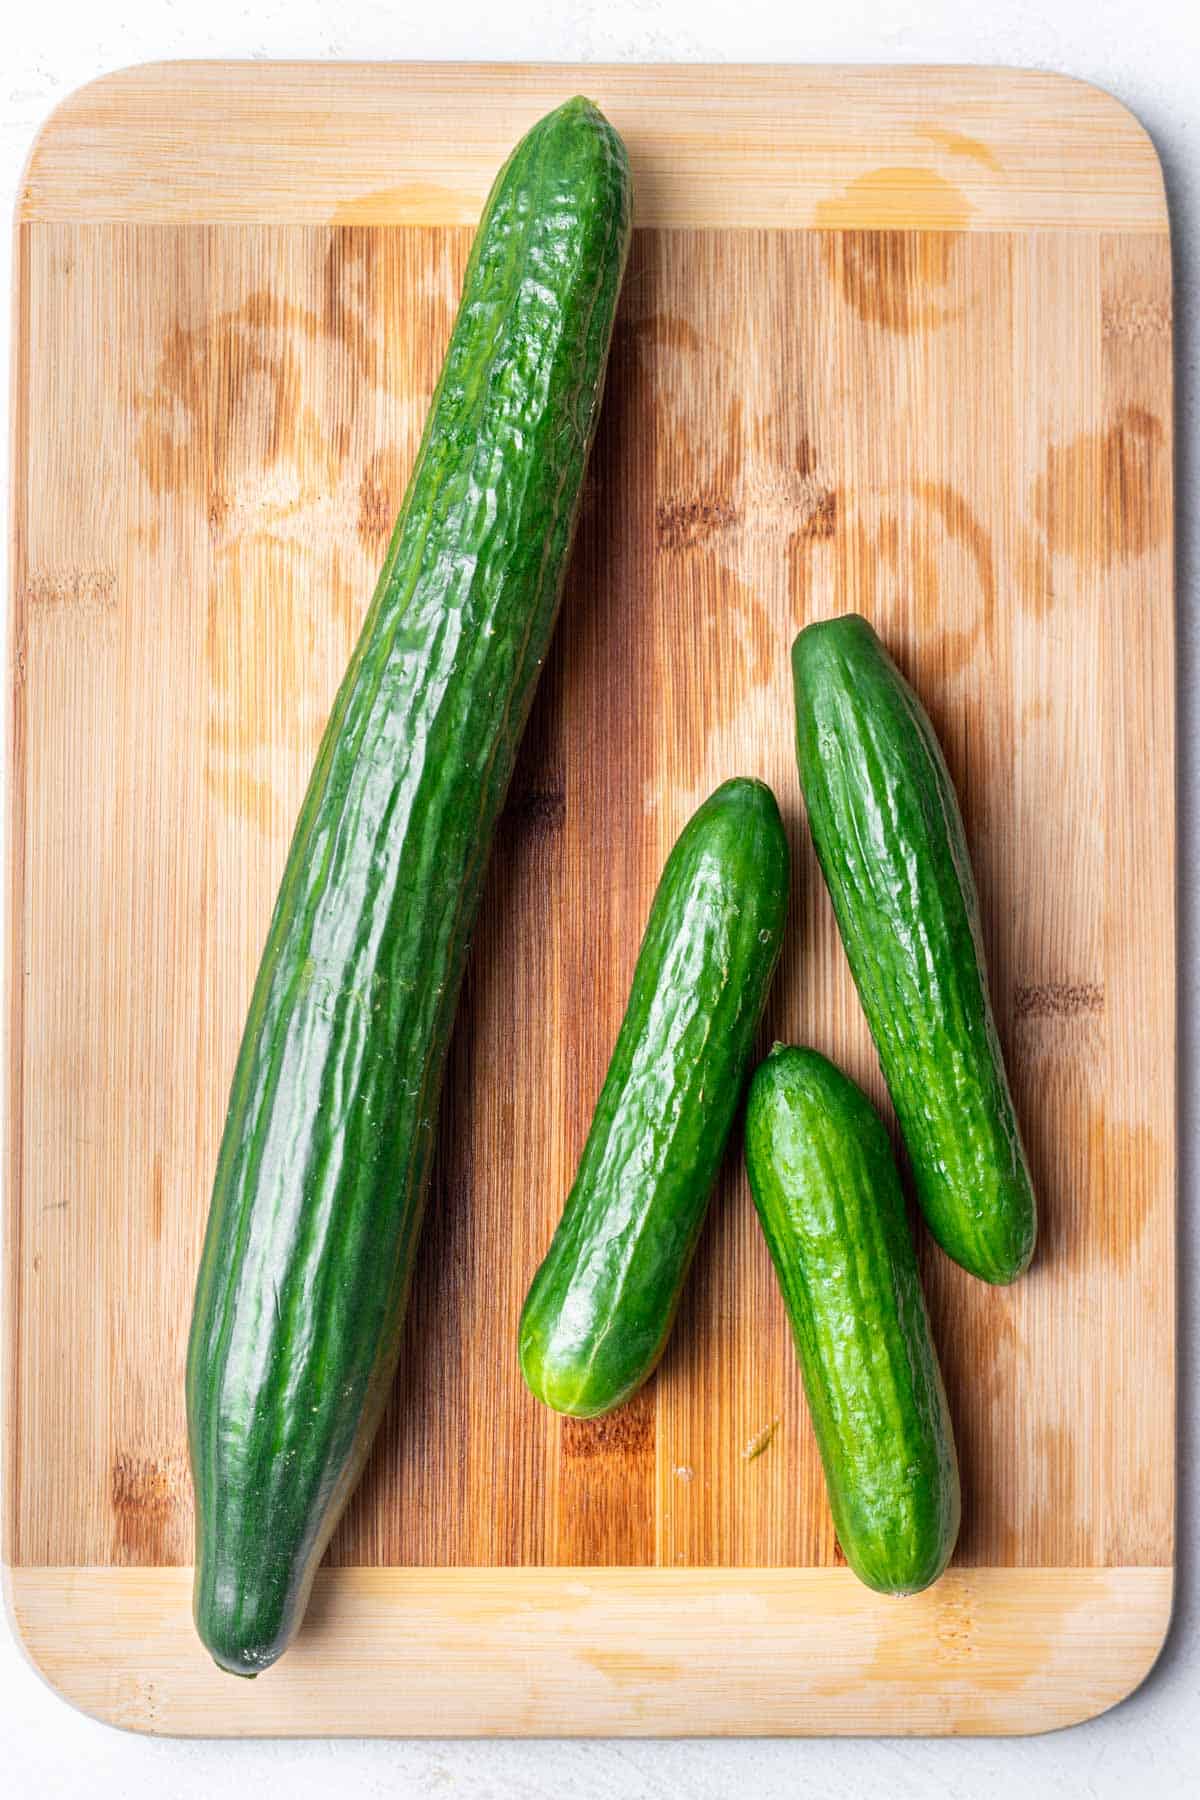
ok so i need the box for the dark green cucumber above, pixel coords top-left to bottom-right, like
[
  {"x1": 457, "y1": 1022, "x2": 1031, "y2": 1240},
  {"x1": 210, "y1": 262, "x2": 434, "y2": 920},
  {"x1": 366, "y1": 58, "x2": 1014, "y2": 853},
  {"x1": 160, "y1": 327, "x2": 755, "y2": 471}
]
[
  {"x1": 186, "y1": 99, "x2": 632, "y2": 1676},
  {"x1": 519, "y1": 778, "x2": 790, "y2": 1418},
  {"x1": 792, "y1": 614, "x2": 1036, "y2": 1285},
  {"x1": 745, "y1": 1045, "x2": 960, "y2": 1595}
]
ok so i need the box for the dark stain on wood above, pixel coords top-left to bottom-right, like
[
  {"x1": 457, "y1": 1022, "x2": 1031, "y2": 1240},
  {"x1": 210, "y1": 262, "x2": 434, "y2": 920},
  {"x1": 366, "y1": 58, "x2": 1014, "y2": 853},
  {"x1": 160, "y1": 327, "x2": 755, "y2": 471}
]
[
  {"x1": 748, "y1": 410, "x2": 814, "y2": 483},
  {"x1": 133, "y1": 231, "x2": 440, "y2": 513},
  {"x1": 561, "y1": 1398, "x2": 655, "y2": 1459},
  {"x1": 790, "y1": 481, "x2": 992, "y2": 677},
  {"x1": 322, "y1": 229, "x2": 381, "y2": 384},
  {"x1": 795, "y1": 487, "x2": 838, "y2": 541},
  {"x1": 816, "y1": 170, "x2": 969, "y2": 334},
  {"x1": 827, "y1": 232, "x2": 942, "y2": 333},
  {"x1": 918, "y1": 126, "x2": 1002, "y2": 172},
  {"x1": 656, "y1": 492, "x2": 740, "y2": 550},
  {"x1": 110, "y1": 1453, "x2": 182, "y2": 1564},
  {"x1": 1033, "y1": 405, "x2": 1167, "y2": 567},
  {"x1": 135, "y1": 296, "x2": 312, "y2": 505},
  {"x1": 357, "y1": 444, "x2": 404, "y2": 550},
  {"x1": 1014, "y1": 982, "x2": 1105, "y2": 1020},
  {"x1": 1094, "y1": 1113, "x2": 1163, "y2": 1272},
  {"x1": 502, "y1": 785, "x2": 567, "y2": 840},
  {"x1": 24, "y1": 567, "x2": 117, "y2": 613}
]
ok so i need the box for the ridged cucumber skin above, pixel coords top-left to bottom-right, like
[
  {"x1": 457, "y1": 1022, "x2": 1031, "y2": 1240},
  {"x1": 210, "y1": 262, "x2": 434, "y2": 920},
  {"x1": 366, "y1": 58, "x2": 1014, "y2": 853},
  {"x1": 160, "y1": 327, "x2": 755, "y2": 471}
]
[
  {"x1": 186, "y1": 98, "x2": 632, "y2": 1676},
  {"x1": 792, "y1": 614, "x2": 1036, "y2": 1285},
  {"x1": 519, "y1": 779, "x2": 791, "y2": 1419},
  {"x1": 744, "y1": 1045, "x2": 960, "y2": 1596}
]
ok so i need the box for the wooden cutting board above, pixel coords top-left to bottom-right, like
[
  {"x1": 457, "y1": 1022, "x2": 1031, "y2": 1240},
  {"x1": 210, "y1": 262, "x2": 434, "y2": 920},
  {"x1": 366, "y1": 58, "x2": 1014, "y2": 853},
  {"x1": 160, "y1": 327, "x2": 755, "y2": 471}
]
[{"x1": 5, "y1": 61, "x2": 1174, "y2": 1737}]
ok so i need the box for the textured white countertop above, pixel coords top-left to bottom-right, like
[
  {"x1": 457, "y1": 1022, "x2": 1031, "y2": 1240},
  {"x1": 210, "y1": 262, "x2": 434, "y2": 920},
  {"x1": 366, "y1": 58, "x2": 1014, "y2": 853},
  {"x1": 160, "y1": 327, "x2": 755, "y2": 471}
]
[{"x1": 3, "y1": 0, "x2": 1197, "y2": 1792}]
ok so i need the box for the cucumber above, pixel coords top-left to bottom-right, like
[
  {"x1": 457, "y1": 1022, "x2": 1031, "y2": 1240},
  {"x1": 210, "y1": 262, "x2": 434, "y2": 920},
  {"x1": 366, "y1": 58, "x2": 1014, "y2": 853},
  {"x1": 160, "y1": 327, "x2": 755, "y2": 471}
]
[
  {"x1": 744, "y1": 1045, "x2": 960, "y2": 1595},
  {"x1": 519, "y1": 778, "x2": 790, "y2": 1418},
  {"x1": 792, "y1": 614, "x2": 1036, "y2": 1285},
  {"x1": 186, "y1": 98, "x2": 632, "y2": 1676}
]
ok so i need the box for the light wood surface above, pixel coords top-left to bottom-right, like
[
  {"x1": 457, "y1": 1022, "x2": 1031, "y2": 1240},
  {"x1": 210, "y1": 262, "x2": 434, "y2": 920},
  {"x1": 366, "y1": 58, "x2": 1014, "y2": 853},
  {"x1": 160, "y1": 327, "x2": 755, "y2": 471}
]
[
  {"x1": 16, "y1": 62, "x2": 1166, "y2": 231},
  {"x1": 5, "y1": 1566, "x2": 1174, "y2": 1737},
  {"x1": 6, "y1": 62, "x2": 1174, "y2": 1735}
]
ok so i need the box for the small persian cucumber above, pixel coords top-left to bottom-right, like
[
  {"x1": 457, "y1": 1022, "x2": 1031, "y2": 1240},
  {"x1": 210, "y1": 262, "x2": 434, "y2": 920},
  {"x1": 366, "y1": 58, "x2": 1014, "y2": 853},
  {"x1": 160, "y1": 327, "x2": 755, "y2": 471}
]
[
  {"x1": 744, "y1": 1044, "x2": 961, "y2": 1596},
  {"x1": 792, "y1": 613, "x2": 1036, "y2": 1285},
  {"x1": 186, "y1": 98, "x2": 632, "y2": 1677},
  {"x1": 519, "y1": 777, "x2": 791, "y2": 1418}
]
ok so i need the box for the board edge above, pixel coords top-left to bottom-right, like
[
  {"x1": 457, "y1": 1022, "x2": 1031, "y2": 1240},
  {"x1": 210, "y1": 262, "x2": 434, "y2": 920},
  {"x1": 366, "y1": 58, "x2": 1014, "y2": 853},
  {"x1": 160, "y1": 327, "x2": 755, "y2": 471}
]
[
  {"x1": 3, "y1": 1564, "x2": 1175, "y2": 1739},
  {"x1": 2, "y1": 219, "x2": 31, "y2": 1570},
  {"x1": 15, "y1": 59, "x2": 1170, "y2": 232}
]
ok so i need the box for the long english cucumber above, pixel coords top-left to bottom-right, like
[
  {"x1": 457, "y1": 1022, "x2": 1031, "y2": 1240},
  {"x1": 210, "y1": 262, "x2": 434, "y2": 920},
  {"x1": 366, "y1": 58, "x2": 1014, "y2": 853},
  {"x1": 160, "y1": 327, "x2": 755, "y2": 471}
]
[{"x1": 187, "y1": 97, "x2": 632, "y2": 1675}]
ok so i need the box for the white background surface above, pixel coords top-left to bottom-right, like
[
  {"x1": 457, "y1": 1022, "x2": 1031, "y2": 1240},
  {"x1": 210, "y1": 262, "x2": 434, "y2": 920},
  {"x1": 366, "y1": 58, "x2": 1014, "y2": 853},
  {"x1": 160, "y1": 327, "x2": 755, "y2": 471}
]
[{"x1": 2, "y1": 1, "x2": 1196, "y2": 1794}]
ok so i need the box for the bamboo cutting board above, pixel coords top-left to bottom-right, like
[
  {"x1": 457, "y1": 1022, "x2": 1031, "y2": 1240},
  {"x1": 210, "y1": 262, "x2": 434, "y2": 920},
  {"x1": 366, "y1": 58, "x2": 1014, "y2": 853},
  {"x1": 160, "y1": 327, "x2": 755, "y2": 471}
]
[{"x1": 5, "y1": 62, "x2": 1175, "y2": 1737}]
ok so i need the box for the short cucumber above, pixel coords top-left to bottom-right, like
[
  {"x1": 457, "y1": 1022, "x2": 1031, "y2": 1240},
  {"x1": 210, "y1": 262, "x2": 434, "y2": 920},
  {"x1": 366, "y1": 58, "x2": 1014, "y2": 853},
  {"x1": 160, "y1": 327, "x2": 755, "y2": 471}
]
[
  {"x1": 186, "y1": 98, "x2": 632, "y2": 1676},
  {"x1": 744, "y1": 1045, "x2": 960, "y2": 1595},
  {"x1": 792, "y1": 614, "x2": 1036, "y2": 1284},
  {"x1": 519, "y1": 778, "x2": 790, "y2": 1418}
]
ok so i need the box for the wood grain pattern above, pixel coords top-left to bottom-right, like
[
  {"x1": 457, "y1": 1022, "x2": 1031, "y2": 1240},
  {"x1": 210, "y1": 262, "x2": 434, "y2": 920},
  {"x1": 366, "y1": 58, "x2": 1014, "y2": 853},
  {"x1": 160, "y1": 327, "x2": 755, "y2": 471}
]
[
  {"x1": 5, "y1": 63, "x2": 1173, "y2": 1735},
  {"x1": 17, "y1": 62, "x2": 1166, "y2": 231},
  {"x1": 5, "y1": 1566, "x2": 1173, "y2": 1737}
]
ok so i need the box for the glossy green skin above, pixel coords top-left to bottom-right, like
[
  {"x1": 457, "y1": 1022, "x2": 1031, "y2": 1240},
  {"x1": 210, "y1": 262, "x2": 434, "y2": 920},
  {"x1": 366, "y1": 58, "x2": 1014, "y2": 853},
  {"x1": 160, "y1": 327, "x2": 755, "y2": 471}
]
[
  {"x1": 519, "y1": 779, "x2": 790, "y2": 1418},
  {"x1": 792, "y1": 614, "x2": 1036, "y2": 1285},
  {"x1": 186, "y1": 98, "x2": 632, "y2": 1676},
  {"x1": 745, "y1": 1046, "x2": 960, "y2": 1595}
]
